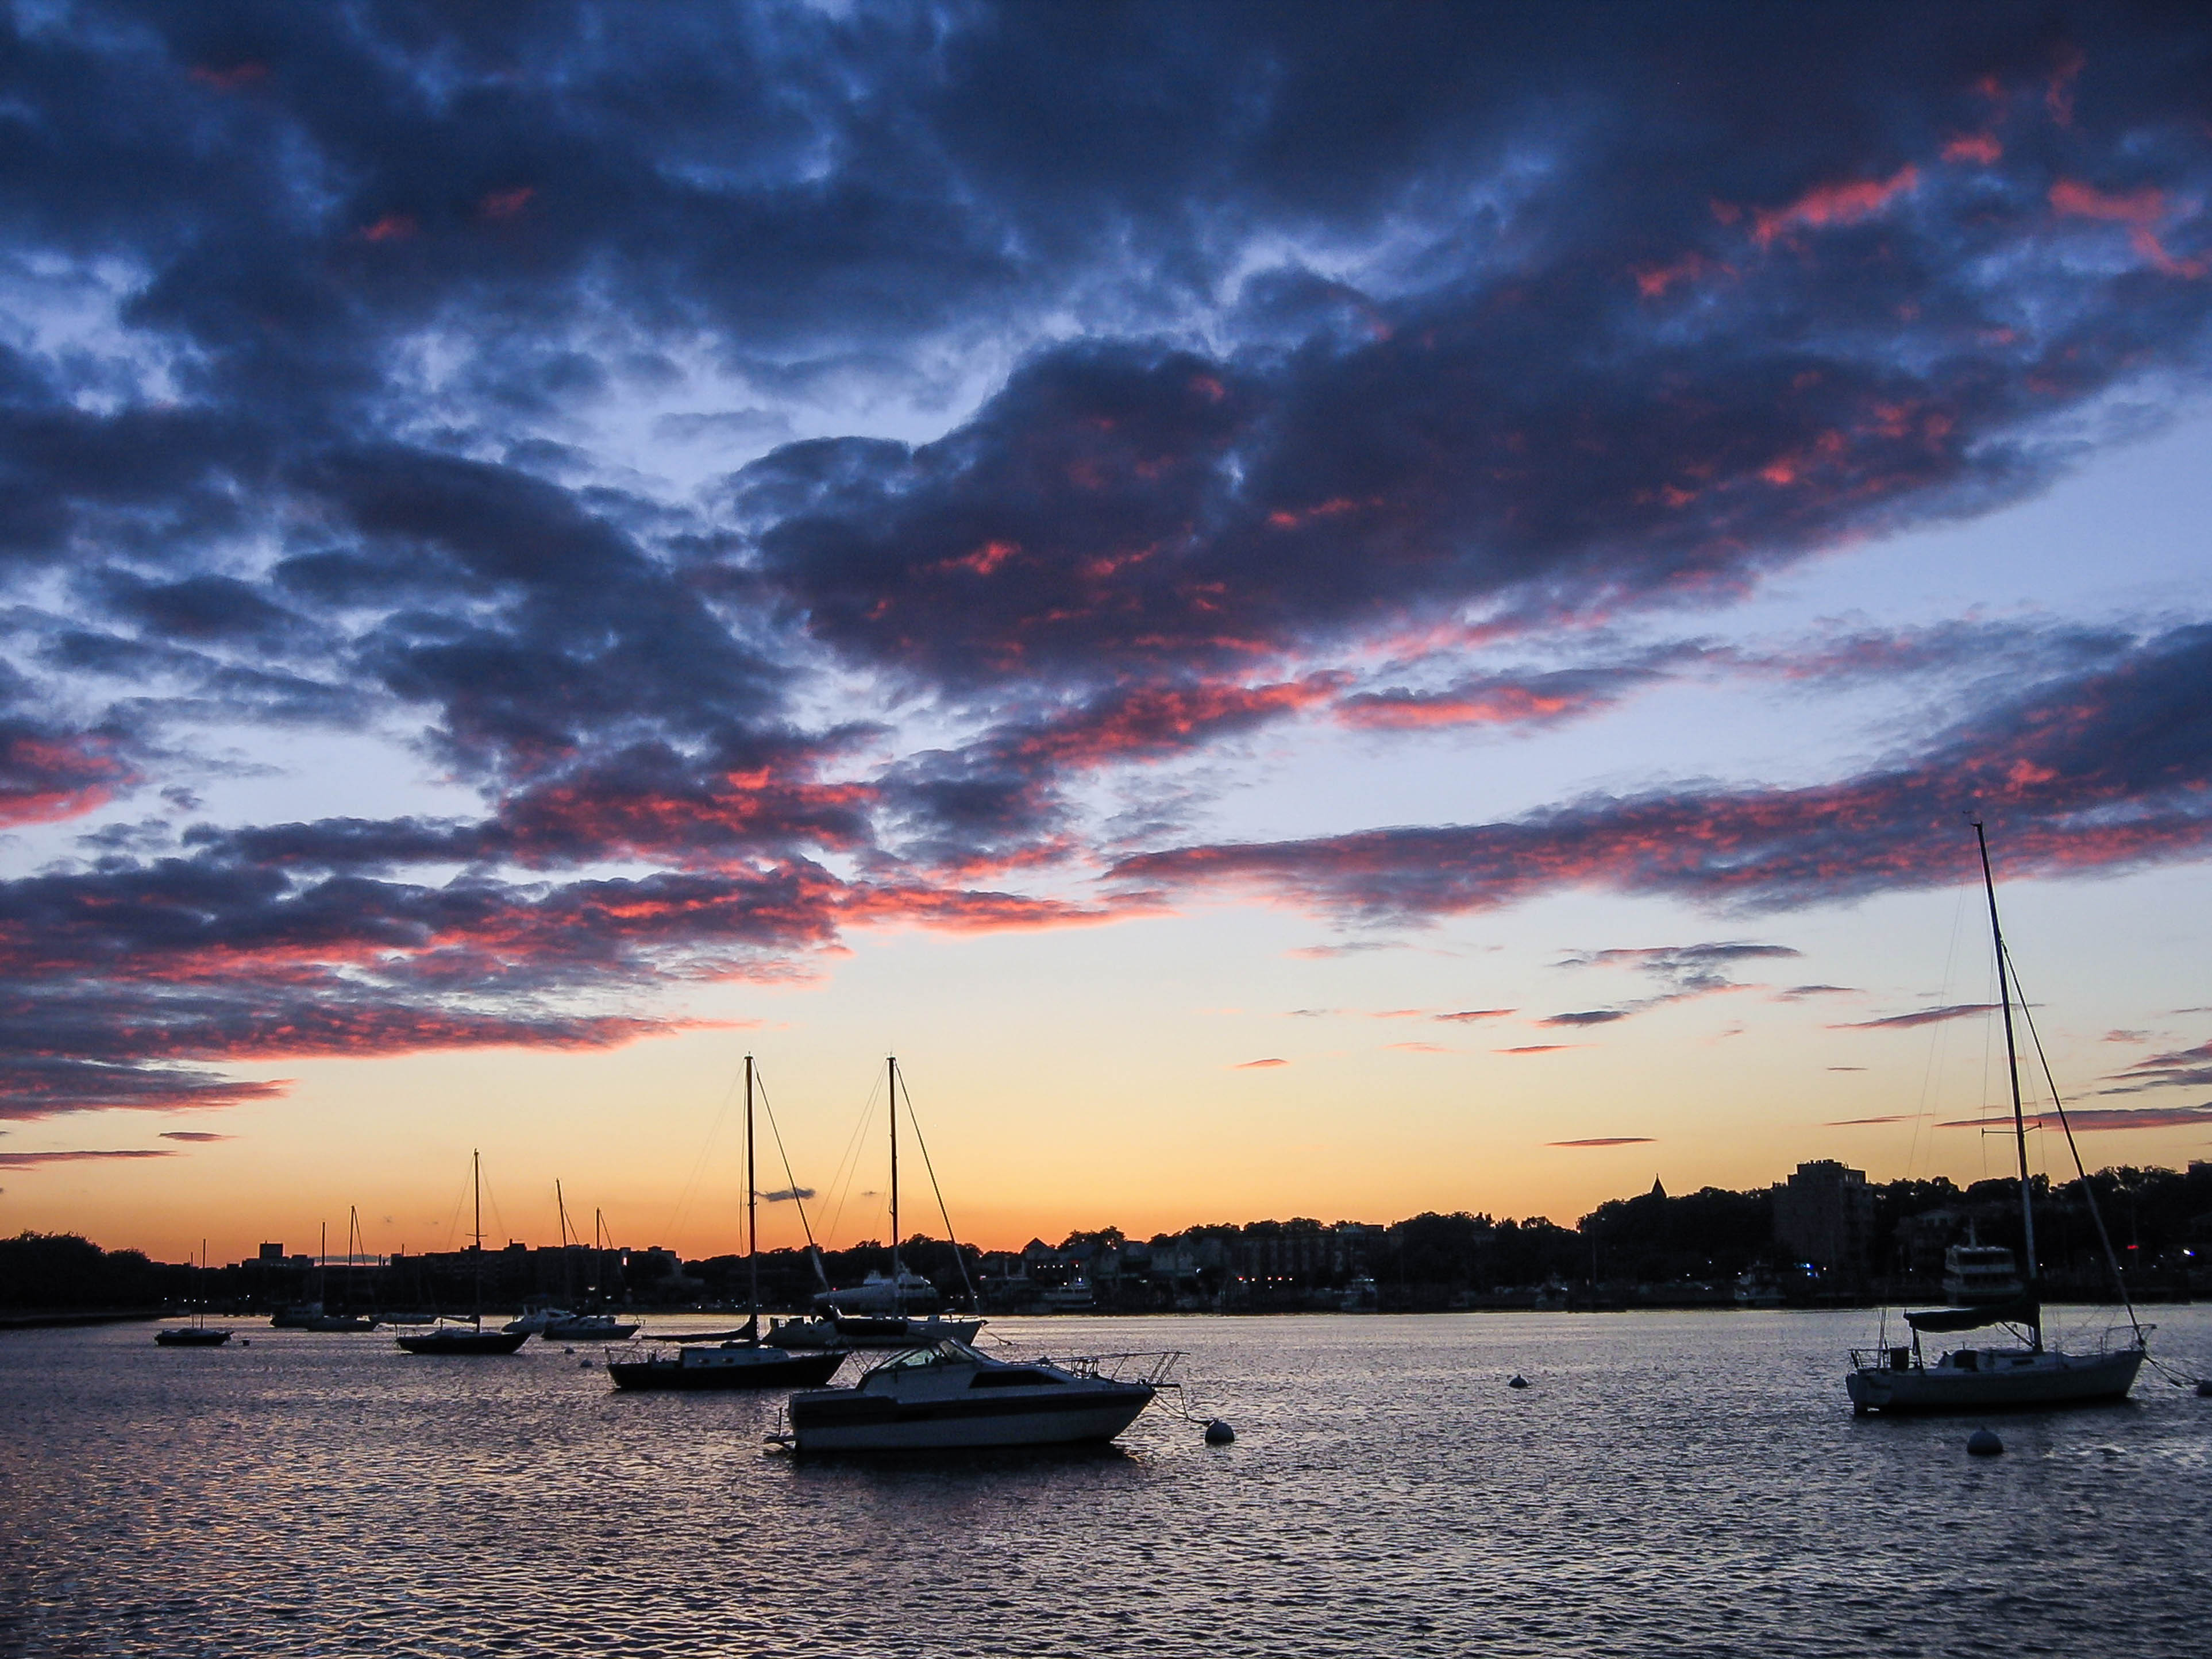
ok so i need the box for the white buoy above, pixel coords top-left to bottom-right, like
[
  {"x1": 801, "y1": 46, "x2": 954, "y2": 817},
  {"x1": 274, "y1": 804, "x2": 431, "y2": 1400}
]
[
  {"x1": 1203, "y1": 1418, "x2": 1235, "y2": 1445},
  {"x1": 1967, "y1": 1429, "x2": 2003, "y2": 1456},
  {"x1": 1508, "y1": 1374, "x2": 1529, "y2": 1388}
]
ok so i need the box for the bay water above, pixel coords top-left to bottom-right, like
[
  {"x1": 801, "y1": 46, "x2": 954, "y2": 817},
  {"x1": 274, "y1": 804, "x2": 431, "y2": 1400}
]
[{"x1": 3, "y1": 1309, "x2": 2207, "y2": 1657}]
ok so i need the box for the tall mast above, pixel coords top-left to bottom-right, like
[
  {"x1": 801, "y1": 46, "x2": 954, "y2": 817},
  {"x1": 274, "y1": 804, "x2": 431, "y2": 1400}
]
[
  {"x1": 472, "y1": 1148, "x2": 484, "y2": 1328},
  {"x1": 745, "y1": 1054, "x2": 760, "y2": 1328},
  {"x1": 1974, "y1": 821, "x2": 2041, "y2": 1349},
  {"x1": 556, "y1": 1181, "x2": 573, "y2": 1304},
  {"x1": 888, "y1": 1055, "x2": 901, "y2": 1304}
]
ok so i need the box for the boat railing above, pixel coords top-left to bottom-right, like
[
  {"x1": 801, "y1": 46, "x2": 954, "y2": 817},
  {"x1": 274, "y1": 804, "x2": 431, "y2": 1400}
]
[
  {"x1": 1849, "y1": 1345, "x2": 1919, "y2": 1374},
  {"x1": 1040, "y1": 1350, "x2": 1185, "y2": 1385}
]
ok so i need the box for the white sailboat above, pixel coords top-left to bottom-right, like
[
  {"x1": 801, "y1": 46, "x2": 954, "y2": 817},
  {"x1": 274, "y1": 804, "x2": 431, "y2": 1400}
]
[{"x1": 1846, "y1": 823, "x2": 2150, "y2": 1414}]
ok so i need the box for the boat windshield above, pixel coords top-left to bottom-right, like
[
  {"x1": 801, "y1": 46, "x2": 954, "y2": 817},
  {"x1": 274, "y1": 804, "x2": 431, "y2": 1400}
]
[{"x1": 868, "y1": 1339, "x2": 987, "y2": 1374}]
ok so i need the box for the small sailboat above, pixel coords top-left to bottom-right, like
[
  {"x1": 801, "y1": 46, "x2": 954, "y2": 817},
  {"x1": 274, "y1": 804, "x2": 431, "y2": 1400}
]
[
  {"x1": 611, "y1": 1055, "x2": 845, "y2": 1391},
  {"x1": 506, "y1": 1183, "x2": 639, "y2": 1339},
  {"x1": 155, "y1": 1240, "x2": 231, "y2": 1346},
  {"x1": 395, "y1": 1151, "x2": 529, "y2": 1356},
  {"x1": 1846, "y1": 823, "x2": 2151, "y2": 1414}
]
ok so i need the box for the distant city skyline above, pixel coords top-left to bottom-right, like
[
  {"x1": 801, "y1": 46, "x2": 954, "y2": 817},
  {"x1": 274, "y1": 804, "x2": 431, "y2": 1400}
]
[{"x1": 3, "y1": 6, "x2": 2211, "y2": 1263}]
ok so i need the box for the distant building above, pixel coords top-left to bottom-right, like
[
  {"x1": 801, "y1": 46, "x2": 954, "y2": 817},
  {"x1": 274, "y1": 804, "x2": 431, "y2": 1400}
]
[
  {"x1": 1773, "y1": 1160, "x2": 1874, "y2": 1275},
  {"x1": 257, "y1": 1243, "x2": 285, "y2": 1262}
]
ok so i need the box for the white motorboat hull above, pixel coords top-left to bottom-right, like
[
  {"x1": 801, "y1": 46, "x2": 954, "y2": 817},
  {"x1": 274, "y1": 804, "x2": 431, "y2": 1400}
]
[
  {"x1": 1847, "y1": 1347, "x2": 2144, "y2": 1413},
  {"x1": 789, "y1": 1391, "x2": 1153, "y2": 1452},
  {"x1": 783, "y1": 1337, "x2": 1160, "y2": 1452}
]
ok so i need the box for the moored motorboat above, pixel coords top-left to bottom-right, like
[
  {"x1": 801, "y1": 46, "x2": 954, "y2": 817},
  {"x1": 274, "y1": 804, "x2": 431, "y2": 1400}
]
[
  {"x1": 1845, "y1": 824, "x2": 2153, "y2": 1415},
  {"x1": 1940, "y1": 1239, "x2": 2025, "y2": 1305},
  {"x1": 541, "y1": 1310, "x2": 639, "y2": 1341},
  {"x1": 777, "y1": 1339, "x2": 1167, "y2": 1453}
]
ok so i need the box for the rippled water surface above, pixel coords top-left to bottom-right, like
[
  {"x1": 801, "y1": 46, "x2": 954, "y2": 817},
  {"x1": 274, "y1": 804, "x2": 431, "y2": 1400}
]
[{"x1": 3, "y1": 1309, "x2": 2208, "y2": 1657}]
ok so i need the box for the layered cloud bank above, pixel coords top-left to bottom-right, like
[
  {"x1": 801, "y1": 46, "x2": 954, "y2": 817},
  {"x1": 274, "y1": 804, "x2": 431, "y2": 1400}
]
[{"x1": 1, "y1": 4, "x2": 2209, "y2": 1118}]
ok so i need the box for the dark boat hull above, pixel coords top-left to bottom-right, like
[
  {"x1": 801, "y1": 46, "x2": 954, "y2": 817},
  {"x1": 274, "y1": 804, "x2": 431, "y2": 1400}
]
[
  {"x1": 609, "y1": 1348, "x2": 846, "y2": 1390},
  {"x1": 394, "y1": 1328, "x2": 529, "y2": 1355},
  {"x1": 155, "y1": 1327, "x2": 232, "y2": 1346}
]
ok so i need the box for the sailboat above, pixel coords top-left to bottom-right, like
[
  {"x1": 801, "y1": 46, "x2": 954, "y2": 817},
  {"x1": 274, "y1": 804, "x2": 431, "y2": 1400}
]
[
  {"x1": 307, "y1": 1211, "x2": 376, "y2": 1330},
  {"x1": 766, "y1": 1056, "x2": 983, "y2": 1351},
  {"x1": 506, "y1": 1182, "x2": 639, "y2": 1340},
  {"x1": 395, "y1": 1151, "x2": 529, "y2": 1356},
  {"x1": 1845, "y1": 823, "x2": 2151, "y2": 1414},
  {"x1": 610, "y1": 1055, "x2": 846, "y2": 1390},
  {"x1": 155, "y1": 1240, "x2": 232, "y2": 1346}
]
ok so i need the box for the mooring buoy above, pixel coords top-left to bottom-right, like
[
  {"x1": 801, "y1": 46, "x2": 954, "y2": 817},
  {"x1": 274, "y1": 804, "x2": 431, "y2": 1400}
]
[
  {"x1": 1508, "y1": 1374, "x2": 1529, "y2": 1389},
  {"x1": 1203, "y1": 1418, "x2": 1235, "y2": 1445},
  {"x1": 1967, "y1": 1429, "x2": 2003, "y2": 1456}
]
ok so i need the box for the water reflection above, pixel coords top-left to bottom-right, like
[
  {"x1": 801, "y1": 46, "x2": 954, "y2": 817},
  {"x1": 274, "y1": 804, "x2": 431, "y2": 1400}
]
[{"x1": 2, "y1": 1310, "x2": 2206, "y2": 1657}]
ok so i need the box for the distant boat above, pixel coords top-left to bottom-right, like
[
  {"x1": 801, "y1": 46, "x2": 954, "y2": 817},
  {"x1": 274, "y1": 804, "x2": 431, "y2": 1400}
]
[
  {"x1": 1940, "y1": 1238, "x2": 2025, "y2": 1305},
  {"x1": 501, "y1": 1304, "x2": 575, "y2": 1336},
  {"x1": 542, "y1": 1310, "x2": 639, "y2": 1341},
  {"x1": 395, "y1": 1151, "x2": 529, "y2": 1357},
  {"x1": 154, "y1": 1325, "x2": 232, "y2": 1347},
  {"x1": 156, "y1": 1240, "x2": 231, "y2": 1347},
  {"x1": 612, "y1": 1055, "x2": 845, "y2": 1391},
  {"x1": 1733, "y1": 1270, "x2": 1785, "y2": 1308},
  {"x1": 769, "y1": 1310, "x2": 985, "y2": 1349},
  {"x1": 776, "y1": 1339, "x2": 1165, "y2": 1453},
  {"x1": 1039, "y1": 1276, "x2": 1096, "y2": 1312},
  {"x1": 1846, "y1": 824, "x2": 2150, "y2": 1414}
]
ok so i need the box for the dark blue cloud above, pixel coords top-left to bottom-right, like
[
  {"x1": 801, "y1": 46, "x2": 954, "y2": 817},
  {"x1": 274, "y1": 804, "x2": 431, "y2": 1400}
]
[{"x1": 1, "y1": 4, "x2": 2210, "y2": 1116}]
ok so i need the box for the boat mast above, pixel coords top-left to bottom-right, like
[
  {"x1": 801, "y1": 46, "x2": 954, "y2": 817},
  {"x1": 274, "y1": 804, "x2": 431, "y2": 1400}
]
[
  {"x1": 745, "y1": 1053, "x2": 760, "y2": 1330},
  {"x1": 1974, "y1": 821, "x2": 2041, "y2": 1350},
  {"x1": 557, "y1": 1180, "x2": 578, "y2": 1305},
  {"x1": 888, "y1": 1054, "x2": 901, "y2": 1310},
  {"x1": 472, "y1": 1148, "x2": 484, "y2": 1329}
]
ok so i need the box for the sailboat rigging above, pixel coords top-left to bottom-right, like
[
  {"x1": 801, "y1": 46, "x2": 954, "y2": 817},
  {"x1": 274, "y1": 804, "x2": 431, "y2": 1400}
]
[
  {"x1": 769, "y1": 1056, "x2": 982, "y2": 1350},
  {"x1": 155, "y1": 1239, "x2": 231, "y2": 1346},
  {"x1": 395, "y1": 1150, "x2": 529, "y2": 1356},
  {"x1": 611, "y1": 1055, "x2": 845, "y2": 1390},
  {"x1": 1845, "y1": 822, "x2": 2149, "y2": 1413}
]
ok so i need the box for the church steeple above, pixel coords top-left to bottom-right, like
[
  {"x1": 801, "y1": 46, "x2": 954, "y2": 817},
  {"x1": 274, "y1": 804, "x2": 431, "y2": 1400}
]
[{"x1": 1650, "y1": 1176, "x2": 1666, "y2": 1200}]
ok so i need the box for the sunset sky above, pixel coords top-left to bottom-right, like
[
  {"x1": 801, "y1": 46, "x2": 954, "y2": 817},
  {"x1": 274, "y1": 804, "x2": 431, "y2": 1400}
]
[{"x1": 2, "y1": 3, "x2": 2210, "y2": 1266}]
